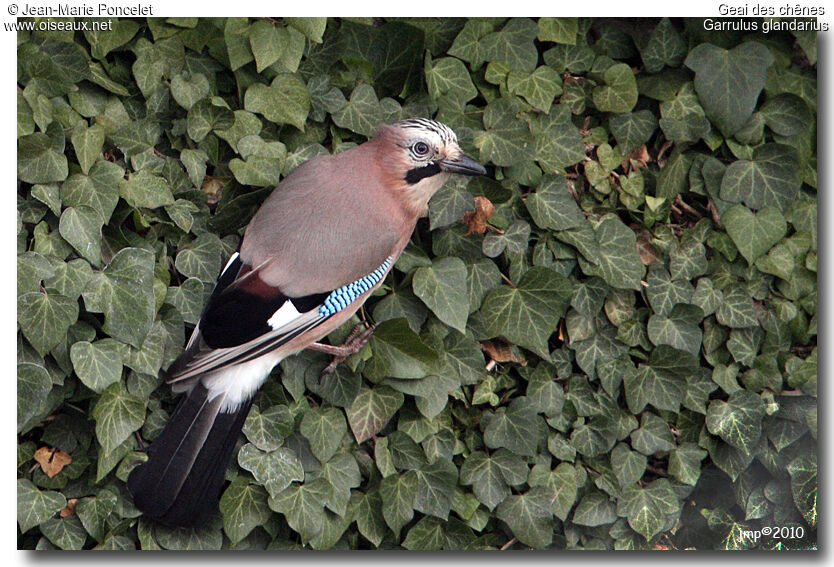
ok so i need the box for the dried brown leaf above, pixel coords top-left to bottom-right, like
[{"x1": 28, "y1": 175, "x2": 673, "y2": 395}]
[
  {"x1": 462, "y1": 196, "x2": 495, "y2": 235},
  {"x1": 479, "y1": 340, "x2": 527, "y2": 364},
  {"x1": 60, "y1": 498, "x2": 77, "y2": 517},
  {"x1": 34, "y1": 446, "x2": 72, "y2": 478}
]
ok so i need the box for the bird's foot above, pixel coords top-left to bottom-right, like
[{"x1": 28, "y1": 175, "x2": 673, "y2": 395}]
[{"x1": 308, "y1": 322, "x2": 379, "y2": 374}]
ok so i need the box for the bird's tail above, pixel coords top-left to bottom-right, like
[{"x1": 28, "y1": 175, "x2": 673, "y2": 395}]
[{"x1": 127, "y1": 382, "x2": 253, "y2": 527}]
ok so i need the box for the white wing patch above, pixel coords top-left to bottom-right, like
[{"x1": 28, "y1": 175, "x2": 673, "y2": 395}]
[
  {"x1": 221, "y1": 251, "x2": 240, "y2": 275},
  {"x1": 201, "y1": 350, "x2": 285, "y2": 412},
  {"x1": 267, "y1": 300, "x2": 303, "y2": 330}
]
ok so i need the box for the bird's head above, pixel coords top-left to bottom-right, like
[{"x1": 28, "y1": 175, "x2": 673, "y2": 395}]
[{"x1": 374, "y1": 118, "x2": 486, "y2": 215}]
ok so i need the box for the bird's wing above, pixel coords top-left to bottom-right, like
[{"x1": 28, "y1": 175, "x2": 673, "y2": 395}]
[{"x1": 167, "y1": 251, "x2": 392, "y2": 383}]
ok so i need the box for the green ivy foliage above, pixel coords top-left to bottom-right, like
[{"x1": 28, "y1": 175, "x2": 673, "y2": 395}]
[{"x1": 17, "y1": 17, "x2": 817, "y2": 550}]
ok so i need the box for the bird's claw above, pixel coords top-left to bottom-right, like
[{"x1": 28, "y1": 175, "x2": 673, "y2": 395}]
[{"x1": 309, "y1": 322, "x2": 379, "y2": 375}]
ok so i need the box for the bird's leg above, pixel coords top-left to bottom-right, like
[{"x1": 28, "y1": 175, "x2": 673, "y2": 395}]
[{"x1": 308, "y1": 322, "x2": 379, "y2": 374}]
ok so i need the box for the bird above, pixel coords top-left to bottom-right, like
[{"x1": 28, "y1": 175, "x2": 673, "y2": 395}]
[{"x1": 127, "y1": 118, "x2": 486, "y2": 527}]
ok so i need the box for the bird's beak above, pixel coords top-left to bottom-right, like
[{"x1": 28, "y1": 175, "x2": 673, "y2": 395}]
[{"x1": 439, "y1": 154, "x2": 487, "y2": 176}]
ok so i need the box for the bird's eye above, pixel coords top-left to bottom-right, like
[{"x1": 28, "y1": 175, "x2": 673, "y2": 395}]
[{"x1": 413, "y1": 142, "x2": 430, "y2": 156}]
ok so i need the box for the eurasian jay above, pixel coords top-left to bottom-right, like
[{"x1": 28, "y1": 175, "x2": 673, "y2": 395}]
[{"x1": 127, "y1": 118, "x2": 486, "y2": 527}]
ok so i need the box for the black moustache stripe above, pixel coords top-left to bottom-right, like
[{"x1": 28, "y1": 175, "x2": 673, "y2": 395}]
[{"x1": 405, "y1": 163, "x2": 442, "y2": 184}]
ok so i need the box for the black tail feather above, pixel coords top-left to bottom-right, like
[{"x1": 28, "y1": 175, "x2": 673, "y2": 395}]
[{"x1": 127, "y1": 383, "x2": 253, "y2": 527}]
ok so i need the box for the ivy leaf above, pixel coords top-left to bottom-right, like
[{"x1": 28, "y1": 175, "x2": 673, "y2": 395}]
[
  {"x1": 179, "y1": 148, "x2": 209, "y2": 188},
  {"x1": 402, "y1": 517, "x2": 453, "y2": 550},
  {"x1": 474, "y1": 97, "x2": 534, "y2": 167},
  {"x1": 480, "y1": 18, "x2": 538, "y2": 72},
  {"x1": 609, "y1": 110, "x2": 658, "y2": 152},
  {"x1": 669, "y1": 443, "x2": 707, "y2": 485},
  {"x1": 592, "y1": 63, "x2": 638, "y2": 113},
  {"x1": 59, "y1": 161, "x2": 124, "y2": 224},
  {"x1": 506, "y1": 66, "x2": 562, "y2": 113},
  {"x1": 426, "y1": 56, "x2": 478, "y2": 105},
  {"x1": 572, "y1": 490, "x2": 617, "y2": 527},
  {"x1": 58, "y1": 206, "x2": 103, "y2": 267},
  {"x1": 244, "y1": 74, "x2": 309, "y2": 131},
  {"x1": 70, "y1": 123, "x2": 105, "y2": 174},
  {"x1": 611, "y1": 443, "x2": 647, "y2": 487},
  {"x1": 787, "y1": 454, "x2": 817, "y2": 527},
  {"x1": 85, "y1": 18, "x2": 139, "y2": 59},
  {"x1": 706, "y1": 390, "x2": 765, "y2": 450},
  {"x1": 17, "y1": 291, "x2": 78, "y2": 356},
  {"x1": 658, "y1": 82, "x2": 710, "y2": 143},
  {"x1": 229, "y1": 135, "x2": 286, "y2": 187},
  {"x1": 346, "y1": 385, "x2": 404, "y2": 443},
  {"x1": 238, "y1": 444, "x2": 304, "y2": 499},
  {"x1": 75, "y1": 489, "x2": 117, "y2": 543},
  {"x1": 414, "y1": 458, "x2": 458, "y2": 519},
  {"x1": 624, "y1": 346, "x2": 694, "y2": 414},
  {"x1": 109, "y1": 118, "x2": 162, "y2": 158},
  {"x1": 448, "y1": 19, "x2": 495, "y2": 68},
  {"x1": 412, "y1": 257, "x2": 469, "y2": 333},
  {"x1": 528, "y1": 462, "x2": 579, "y2": 521},
  {"x1": 339, "y1": 21, "x2": 425, "y2": 98},
  {"x1": 483, "y1": 397, "x2": 543, "y2": 456},
  {"x1": 482, "y1": 220, "x2": 530, "y2": 258},
  {"x1": 40, "y1": 514, "x2": 87, "y2": 550},
  {"x1": 187, "y1": 97, "x2": 235, "y2": 142},
  {"x1": 119, "y1": 171, "x2": 175, "y2": 209},
  {"x1": 320, "y1": 452, "x2": 361, "y2": 516},
  {"x1": 480, "y1": 267, "x2": 572, "y2": 359},
  {"x1": 647, "y1": 303, "x2": 704, "y2": 355},
  {"x1": 215, "y1": 110, "x2": 263, "y2": 153},
  {"x1": 630, "y1": 412, "x2": 675, "y2": 455},
  {"x1": 17, "y1": 478, "x2": 66, "y2": 534},
  {"x1": 91, "y1": 382, "x2": 145, "y2": 457},
  {"x1": 224, "y1": 17, "x2": 254, "y2": 71},
  {"x1": 525, "y1": 174, "x2": 585, "y2": 231},
  {"x1": 331, "y1": 83, "x2": 383, "y2": 137},
  {"x1": 586, "y1": 214, "x2": 644, "y2": 290},
  {"x1": 380, "y1": 470, "x2": 418, "y2": 538},
  {"x1": 352, "y1": 488, "x2": 386, "y2": 547},
  {"x1": 70, "y1": 339, "x2": 123, "y2": 393},
  {"x1": 670, "y1": 239, "x2": 708, "y2": 280},
  {"x1": 537, "y1": 17, "x2": 578, "y2": 44},
  {"x1": 684, "y1": 41, "x2": 774, "y2": 137},
  {"x1": 152, "y1": 516, "x2": 223, "y2": 550},
  {"x1": 495, "y1": 486, "x2": 555, "y2": 548},
  {"x1": 638, "y1": 18, "x2": 686, "y2": 73},
  {"x1": 721, "y1": 205, "x2": 787, "y2": 265},
  {"x1": 366, "y1": 319, "x2": 439, "y2": 380},
  {"x1": 286, "y1": 17, "x2": 327, "y2": 43},
  {"x1": 300, "y1": 407, "x2": 347, "y2": 464},
  {"x1": 532, "y1": 104, "x2": 586, "y2": 171},
  {"x1": 170, "y1": 71, "x2": 210, "y2": 111},
  {"x1": 219, "y1": 476, "x2": 271, "y2": 544},
  {"x1": 18, "y1": 363, "x2": 51, "y2": 432},
  {"x1": 428, "y1": 182, "x2": 474, "y2": 231},
  {"x1": 248, "y1": 20, "x2": 288, "y2": 72},
  {"x1": 759, "y1": 93, "x2": 813, "y2": 136},
  {"x1": 619, "y1": 479, "x2": 680, "y2": 541},
  {"x1": 645, "y1": 264, "x2": 693, "y2": 317},
  {"x1": 268, "y1": 478, "x2": 331, "y2": 544},
  {"x1": 720, "y1": 144, "x2": 800, "y2": 212},
  {"x1": 18, "y1": 132, "x2": 68, "y2": 184},
  {"x1": 459, "y1": 450, "x2": 524, "y2": 511},
  {"x1": 242, "y1": 404, "x2": 294, "y2": 452},
  {"x1": 175, "y1": 233, "x2": 224, "y2": 283},
  {"x1": 715, "y1": 284, "x2": 758, "y2": 328},
  {"x1": 81, "y1": 248, "x2": 155, "y2": 348}
]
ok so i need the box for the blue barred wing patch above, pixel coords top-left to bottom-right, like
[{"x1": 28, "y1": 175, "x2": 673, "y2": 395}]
[{"x1": 319, "y1": 257, "x2": 392, "y2": 317}]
